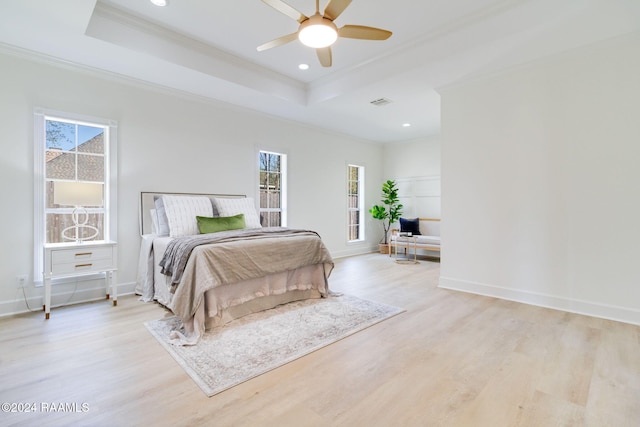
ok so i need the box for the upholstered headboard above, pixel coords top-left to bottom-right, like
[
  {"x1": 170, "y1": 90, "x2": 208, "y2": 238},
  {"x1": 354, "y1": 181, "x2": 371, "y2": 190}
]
[{"x1": 139, "y1": 191, "x2": 245, "y2": 235}]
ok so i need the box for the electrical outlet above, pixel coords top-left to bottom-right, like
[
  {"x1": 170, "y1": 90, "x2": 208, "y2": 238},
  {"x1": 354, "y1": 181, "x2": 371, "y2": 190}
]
[{"x1": 16, "y1": 275, "x2": 28, "y2": 288}]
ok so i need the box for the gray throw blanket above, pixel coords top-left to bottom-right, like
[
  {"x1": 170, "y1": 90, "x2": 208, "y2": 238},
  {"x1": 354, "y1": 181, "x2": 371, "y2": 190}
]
[{"x1": 159, "y1": 227, "x2": 325, "y2": 286}]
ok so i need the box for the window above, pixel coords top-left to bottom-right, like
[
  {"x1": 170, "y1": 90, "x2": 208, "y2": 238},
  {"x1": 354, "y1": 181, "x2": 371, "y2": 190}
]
[
  {"x1": 259, "y1": 150, "x2": 287, "y2": 227},
  {"x1": 347, "y1": 164, "x2": 364, "y2": 241},
  {"x1": 34, "y1": 110, "x2": 117, "y2": 279}
]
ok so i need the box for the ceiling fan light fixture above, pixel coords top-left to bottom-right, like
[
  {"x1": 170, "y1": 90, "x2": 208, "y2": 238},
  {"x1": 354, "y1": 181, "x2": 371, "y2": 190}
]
[
  {"x1": 258, "y1": 0, "x2": 392, "y2": 67},
  {"x1": 298, "y1": 16, "x2": 338, "y2": 48}
]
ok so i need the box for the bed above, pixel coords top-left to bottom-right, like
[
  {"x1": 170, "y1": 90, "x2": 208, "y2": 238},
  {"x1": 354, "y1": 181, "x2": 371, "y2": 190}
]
[{"x1": 136, "y1": 192, "x2": 334, "y2": 345}]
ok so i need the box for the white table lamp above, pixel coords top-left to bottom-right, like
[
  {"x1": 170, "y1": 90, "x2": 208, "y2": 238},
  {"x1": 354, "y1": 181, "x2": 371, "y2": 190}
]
[{"x1": 54, "y1": 181, "x2": 103, "y2": 242}]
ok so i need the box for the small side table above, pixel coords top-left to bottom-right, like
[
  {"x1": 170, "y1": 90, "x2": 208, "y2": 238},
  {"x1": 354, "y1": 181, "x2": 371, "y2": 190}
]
[
  {"x1": 394, "y1": 235, "x2": 418, "y2": 264},
  {"x1": 43, "y1": 241, "x2": 118, "y2": 319}
]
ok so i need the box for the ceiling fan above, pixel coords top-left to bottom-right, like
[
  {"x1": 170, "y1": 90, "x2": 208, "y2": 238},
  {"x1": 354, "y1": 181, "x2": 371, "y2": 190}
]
[{"x1": 257, "y1": 0, "x2": 392, "y2": 67}]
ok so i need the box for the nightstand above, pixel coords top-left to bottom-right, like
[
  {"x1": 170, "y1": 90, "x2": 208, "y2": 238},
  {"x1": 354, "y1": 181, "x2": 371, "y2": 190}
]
[{"x1": 43, "y1": 241, "x2": 118, "y2": 319}]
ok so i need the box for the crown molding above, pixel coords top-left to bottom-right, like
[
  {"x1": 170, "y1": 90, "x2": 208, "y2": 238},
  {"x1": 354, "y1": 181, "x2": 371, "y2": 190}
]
[{"x1": 86, "y1": 1, "x2": 307, "y2": 105}]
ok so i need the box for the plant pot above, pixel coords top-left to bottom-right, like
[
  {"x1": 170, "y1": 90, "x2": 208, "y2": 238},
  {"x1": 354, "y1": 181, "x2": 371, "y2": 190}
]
[{"x1": 379, "y1": 243, "x2": 390, "y2": 254}]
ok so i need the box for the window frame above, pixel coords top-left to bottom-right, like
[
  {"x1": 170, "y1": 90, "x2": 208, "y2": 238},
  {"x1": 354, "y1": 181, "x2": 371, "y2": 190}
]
[
  {"x1": 347, "y1": 163, "x2": 365, "y2": 242},
  {"x1": 258, "y1": 149, "x2": 287, "y2": 227},
  {"x1": 33, "y1": 108, "x2": 118, "y2": 283}
]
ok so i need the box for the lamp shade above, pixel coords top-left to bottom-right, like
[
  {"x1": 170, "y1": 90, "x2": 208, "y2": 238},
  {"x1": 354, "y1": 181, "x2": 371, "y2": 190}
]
[{"x1": 54, "y1": 181, "x2": 103, "y2": 207}]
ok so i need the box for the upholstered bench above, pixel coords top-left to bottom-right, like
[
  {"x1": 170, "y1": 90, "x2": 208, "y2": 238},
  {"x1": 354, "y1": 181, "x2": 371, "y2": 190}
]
[{"x1": 389, "y1": 218, "x2": 440, "y2": 258}]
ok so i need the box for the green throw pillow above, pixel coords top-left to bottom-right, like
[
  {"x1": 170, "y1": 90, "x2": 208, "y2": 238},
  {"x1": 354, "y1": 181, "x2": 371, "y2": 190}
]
[{"x1": 197, "y1": 213, "x2": 246, "y2": 234}]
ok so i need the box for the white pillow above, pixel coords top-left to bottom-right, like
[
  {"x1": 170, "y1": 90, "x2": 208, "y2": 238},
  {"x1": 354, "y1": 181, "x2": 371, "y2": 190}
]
[
  {"x1": 213, "y1": 197, "x2": 262, "y2": 229},
  {"x1": 150, "y1": 208, "x2": 159, "y2": 235},
  {"x1": 162, "y1": 195, "x2": 213, "y2": 237},
  {"x1": 153, "y1": 196, "x2": 170, "y2": 236}
]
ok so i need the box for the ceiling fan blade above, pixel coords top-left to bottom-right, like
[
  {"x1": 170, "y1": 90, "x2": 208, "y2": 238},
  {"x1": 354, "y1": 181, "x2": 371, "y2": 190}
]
[
  {"x1": 338, "y1": 25, "x2": 392, "y2": 40},
  {"x1": 324, "y1": 0, "x2": 351, "y2": 21},
  {"x1": 323, "y1": 0, "x2": 352, "y2": 21},
  {"x1": 261, "y1": 0, "x2": 308, "y2": 23},
  {"x1": 316, "y1": 47, "x2": 332, "y2": 67},
  {"x1": 257, "y1": 32, "x2": 298, "y2": 51}
]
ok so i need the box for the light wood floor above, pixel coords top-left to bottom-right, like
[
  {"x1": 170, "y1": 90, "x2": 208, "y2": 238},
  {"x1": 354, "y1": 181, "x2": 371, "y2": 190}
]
[{"x1": 1, "y1": 254, "x2": 639, "y2": 427}]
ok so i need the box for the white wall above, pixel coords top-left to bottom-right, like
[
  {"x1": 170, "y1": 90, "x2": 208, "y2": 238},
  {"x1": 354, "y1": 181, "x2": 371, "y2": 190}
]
[
  {"x1": 383, "y1": 135, "x2": 441, "y2": 179},
  {"x1": 395, "y1": 177, "x2": 441, "y2": 220},
  {"x1": 382, "y1": 136, "x2": 442, "y2": 220},
  {"x1": 439, "y1": 33, "x2": 640, "y2": 324},
  {"x1": 0, "y1": 50, "x2": 383, "y2": 316}
]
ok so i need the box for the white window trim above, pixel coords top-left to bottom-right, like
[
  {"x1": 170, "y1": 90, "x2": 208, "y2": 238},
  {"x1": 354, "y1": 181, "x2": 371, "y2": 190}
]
[
  {"x1": 33, "y1": 108, "x2": 118, "y2": 284},
  {"x1": 347, "y1": 163, "x2": 365, "y2": 243},
  {"x1": 257, "y1": 148, "x2": 287, "y2": 227}
]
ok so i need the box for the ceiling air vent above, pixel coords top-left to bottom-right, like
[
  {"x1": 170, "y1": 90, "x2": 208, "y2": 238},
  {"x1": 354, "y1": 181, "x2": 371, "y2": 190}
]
[{"x1": 370, "y1": 98, "x2": 392, "y2": 106}]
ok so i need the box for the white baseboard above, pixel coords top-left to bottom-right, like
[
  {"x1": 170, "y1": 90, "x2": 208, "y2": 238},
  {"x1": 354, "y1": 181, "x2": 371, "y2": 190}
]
[
  {"x1": 438, "y1": 276, "x2": 640, "y2": 326},
  {"x1": 0, "y1": 281, "x2": 137, "y2": 318},
  {"x1": 331, "y1": 246, "x2": 379, "y2": 259}
]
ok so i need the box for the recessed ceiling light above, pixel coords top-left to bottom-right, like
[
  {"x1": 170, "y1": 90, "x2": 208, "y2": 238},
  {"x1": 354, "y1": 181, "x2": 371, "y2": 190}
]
[
  {"x1": 150, "y1": 0, "x2": 168, "y2": 6},
  {"x1": 298, "y1": 64, "x2": 310, "y2": 70},
  {"x1": 402, "y1": 123, "x2": 412, "y2": 127}
]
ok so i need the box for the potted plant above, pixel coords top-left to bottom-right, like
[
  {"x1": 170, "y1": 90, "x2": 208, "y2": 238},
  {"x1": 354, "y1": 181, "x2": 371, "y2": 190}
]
[{"x1": 369, "y1": 179, "x2": 403, "y2": 254}]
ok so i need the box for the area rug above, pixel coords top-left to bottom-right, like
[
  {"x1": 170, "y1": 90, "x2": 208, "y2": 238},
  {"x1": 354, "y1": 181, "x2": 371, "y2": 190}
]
[{"x1": 144, "y1": 294, "x2": 404, "y2": 396}]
